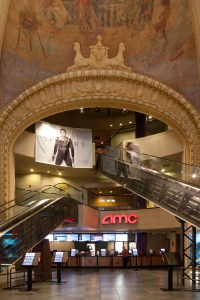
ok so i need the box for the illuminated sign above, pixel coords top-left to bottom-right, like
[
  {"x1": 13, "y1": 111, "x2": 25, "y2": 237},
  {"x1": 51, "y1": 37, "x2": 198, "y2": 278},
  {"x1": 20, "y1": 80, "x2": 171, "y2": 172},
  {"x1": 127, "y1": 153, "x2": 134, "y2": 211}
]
[{"x1": 101, "y1": 213, "x2": 138, "y2": 225}]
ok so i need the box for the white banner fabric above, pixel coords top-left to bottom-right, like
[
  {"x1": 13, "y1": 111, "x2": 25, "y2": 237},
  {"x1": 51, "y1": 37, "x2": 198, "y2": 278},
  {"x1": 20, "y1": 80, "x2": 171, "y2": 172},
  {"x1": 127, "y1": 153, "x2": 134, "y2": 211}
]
[{"x1": 35, "y1": 121, "x2": 92, "y2": 168}]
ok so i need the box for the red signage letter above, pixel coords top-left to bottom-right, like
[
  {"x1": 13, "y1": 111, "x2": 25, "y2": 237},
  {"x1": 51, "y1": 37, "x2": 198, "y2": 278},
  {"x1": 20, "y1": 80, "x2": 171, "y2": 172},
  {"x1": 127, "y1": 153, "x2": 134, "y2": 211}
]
[
  {"x1": 127, "y1": 214, "x2": 138, "y2": 224},
  {"x1": 113, "y1": 214, "x2": 127, "y2": 224},
  {"x1": 101, "y1": 213, "x2": 138, "y2": 225},
  {"x1": 101, "y1": 214, "x2": 113, "y2": 224}
]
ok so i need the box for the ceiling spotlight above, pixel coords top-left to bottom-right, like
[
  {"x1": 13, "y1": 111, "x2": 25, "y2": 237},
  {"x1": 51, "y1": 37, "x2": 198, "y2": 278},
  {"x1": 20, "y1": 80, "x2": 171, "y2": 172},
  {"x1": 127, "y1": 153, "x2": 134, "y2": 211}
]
[
  {"x1": 110, "y1": 124, "x2": 113, "y2": 127},
  {"x1": 119, "y1": 123, "x2": 122, "y2": 126},
  {"x1": 47, "y1": 171, "x2": 50, "y2": 173},
  {"x1": 129, "y1": 121, "x2": 132, "y2": 124},
  {"x1": 30, "y1": 168, "x2": 34, "y2": 172},
  {"x1": 110, "y1": 189, "x2": 113, "y2": 193},
  {"x1": 149, "y1": 115, "x2": 152, "y2": 119},
  {"x1": 80, "y1": 108, "x2": 84, "y2": 113},
  {"x1": 161, "y1": 169, "x2": 165, "y2": 173},
  {"x1": 99, "y1": 191, "x2": 102, "y2": 194},
  {"x1": 58, "y1": 172, "x2": 62, "y2": 176},
  {"x1": 192, "y1": 174, "x2": 197, "y2": 179}
]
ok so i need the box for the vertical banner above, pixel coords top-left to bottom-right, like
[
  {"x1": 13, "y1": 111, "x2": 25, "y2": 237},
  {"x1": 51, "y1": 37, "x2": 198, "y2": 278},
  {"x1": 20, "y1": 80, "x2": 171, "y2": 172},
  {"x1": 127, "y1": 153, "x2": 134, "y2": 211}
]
[{"x1": 35, "y1": 121, "x2": 92, "y2": 168}]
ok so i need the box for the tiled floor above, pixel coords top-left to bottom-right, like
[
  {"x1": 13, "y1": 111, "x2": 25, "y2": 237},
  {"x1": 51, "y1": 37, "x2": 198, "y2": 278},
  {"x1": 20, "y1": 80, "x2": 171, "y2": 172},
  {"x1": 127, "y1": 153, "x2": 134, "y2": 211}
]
[{"x1": 0, "y1": 268, "x2": 200, "y2": 299}]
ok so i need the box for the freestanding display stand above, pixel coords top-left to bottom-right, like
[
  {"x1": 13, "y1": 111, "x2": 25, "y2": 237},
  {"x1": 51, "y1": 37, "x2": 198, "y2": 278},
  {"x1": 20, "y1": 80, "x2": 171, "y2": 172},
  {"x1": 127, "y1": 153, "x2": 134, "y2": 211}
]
[
  {"x1": 132, "y1": 249, "x2": 139, "y2": 271},
  {"x1": 27, "y1": 266, "x2": 33, "y2": 291},
  {"x1": 161, "y1": 252, "x2": 183, "y2": 291},
  {"x1": 21, "y1": 252, "x2": 41, "y2": 291},
  {"x1": 134, "y1": 254, "x2": 139, "y2": 271},
  {"x1": 56, "y1": 262, "x2": 62, "y2": 283},
  {"x1": 52, "y1": 252, "x2": 68, "y2": 284}
]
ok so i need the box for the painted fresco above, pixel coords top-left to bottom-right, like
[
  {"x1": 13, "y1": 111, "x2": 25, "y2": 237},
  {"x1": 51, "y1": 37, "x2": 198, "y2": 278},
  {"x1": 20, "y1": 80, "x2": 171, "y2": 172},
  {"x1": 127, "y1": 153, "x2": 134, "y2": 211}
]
[{"x1": 0, "y1": 0, "x2": 199, "y2": 110}]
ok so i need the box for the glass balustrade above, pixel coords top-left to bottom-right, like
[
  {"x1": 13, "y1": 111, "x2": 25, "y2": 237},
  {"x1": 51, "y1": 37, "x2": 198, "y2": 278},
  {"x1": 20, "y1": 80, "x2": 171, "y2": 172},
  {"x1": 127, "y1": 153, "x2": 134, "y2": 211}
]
[
  {"x1": 96, "y1": 149, "x2": 200, "y2": 228},
  {"x1": 104, "y1": 145, "x2": 200, "y2": 186}
]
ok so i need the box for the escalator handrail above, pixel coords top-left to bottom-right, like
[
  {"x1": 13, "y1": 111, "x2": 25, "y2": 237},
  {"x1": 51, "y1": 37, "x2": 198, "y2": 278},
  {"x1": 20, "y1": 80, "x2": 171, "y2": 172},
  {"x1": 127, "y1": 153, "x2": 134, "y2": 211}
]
[
  {"x1": 0, "y1": 182, "x2": 81, "y2": 211},
  {"x1": 0, "y1": 183, "x2": 81, "y2": 221},
  {"x1": 103, "y1": 145, "x2": 200, "y2": 185},
  {"x1": 0, "y1": 195, "x2": 70, "y2": 235}
]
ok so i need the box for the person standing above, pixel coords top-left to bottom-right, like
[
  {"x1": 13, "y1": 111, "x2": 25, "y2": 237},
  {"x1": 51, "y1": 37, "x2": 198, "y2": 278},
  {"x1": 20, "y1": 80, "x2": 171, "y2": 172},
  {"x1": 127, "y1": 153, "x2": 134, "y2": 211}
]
[
  {"x1": 126, "y1": 142, "x2": 140, "y2": 166},
  {"x1": 122, "y1": 246, "x2": 129, "y2": 268},
  {"x1": 52, "y1": 128, "x2": 74, "y2": 166}
]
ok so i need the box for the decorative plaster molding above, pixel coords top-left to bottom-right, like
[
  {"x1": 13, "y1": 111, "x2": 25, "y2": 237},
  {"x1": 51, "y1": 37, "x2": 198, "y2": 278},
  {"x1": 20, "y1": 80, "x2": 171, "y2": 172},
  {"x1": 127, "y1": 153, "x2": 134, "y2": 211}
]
[
  {"x1": 67, "y1": 35, "x2": 131, "y2": 71},
  {"x1": 0, "y1": 69, "x2": 200, "y2": 207}
]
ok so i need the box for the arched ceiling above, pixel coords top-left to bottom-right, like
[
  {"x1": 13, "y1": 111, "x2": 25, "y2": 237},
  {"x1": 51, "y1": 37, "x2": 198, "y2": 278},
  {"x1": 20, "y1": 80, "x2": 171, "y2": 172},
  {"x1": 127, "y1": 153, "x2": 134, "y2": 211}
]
[{"x1": 0, "y1": 0, "x2": 199, "y2": 112}]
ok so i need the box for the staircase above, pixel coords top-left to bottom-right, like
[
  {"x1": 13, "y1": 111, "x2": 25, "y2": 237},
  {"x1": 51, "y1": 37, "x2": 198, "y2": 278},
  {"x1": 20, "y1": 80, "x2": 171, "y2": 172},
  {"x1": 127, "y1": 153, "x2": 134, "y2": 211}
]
[{"x1": 96, "y1": 146, "x2": 200, "y2": 228}]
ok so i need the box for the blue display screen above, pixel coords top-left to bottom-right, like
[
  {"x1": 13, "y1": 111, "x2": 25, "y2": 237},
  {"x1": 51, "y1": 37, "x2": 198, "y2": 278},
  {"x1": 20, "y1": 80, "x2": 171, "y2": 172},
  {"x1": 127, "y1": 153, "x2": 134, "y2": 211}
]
[
  {"x1": 103, "y1": 234, "x2": 115, "y2": 241},
  {"x1": 78, "y1": 234, "x2": 90, "y2": 241},
  {"x1": 91, "y1": 234, "x2": 103, "y2": 241}
]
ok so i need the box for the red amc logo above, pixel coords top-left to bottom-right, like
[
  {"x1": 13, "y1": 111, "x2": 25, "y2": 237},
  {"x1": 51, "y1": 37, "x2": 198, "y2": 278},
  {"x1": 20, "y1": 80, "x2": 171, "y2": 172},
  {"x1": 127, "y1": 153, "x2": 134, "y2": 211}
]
[{"x1": 101, "y1": 213, "x2": 138, "y2": 225}]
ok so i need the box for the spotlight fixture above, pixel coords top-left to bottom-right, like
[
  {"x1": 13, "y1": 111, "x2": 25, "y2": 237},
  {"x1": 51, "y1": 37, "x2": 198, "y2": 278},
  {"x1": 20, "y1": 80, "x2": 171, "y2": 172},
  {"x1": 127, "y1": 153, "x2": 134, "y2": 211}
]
[
  {"x1": 57, "y1": 168, "x2": 63, "y2": 176},
  {"x1": 146, "y1": 115, "x2": 153, "y2": 121},
  {"x1": 161, "y1": 169, "x2": 165, "y2": 173},
  {"x1": 129, "y1": 121, "x2": 132, "y2": 124},
  {"x1": 47, "y1": 170, "x2": 50, "y2": 173},
  {"x1": 80, "y1": 108, "x2": 84, "y2": 113},
  {"x1": 110, "y1": 124, "x2": 113, "y2": 127},
  {"x1": 30, "y1": 168, "x2": 34, "y2": 172},
  {"x1": 119, "y1": 123, "x2": 122, "y2": 126},
  {"x1": 110, "y1": 189, "x2": 113, "y2": 193},
  {"x1": 192, "y1": 174, "x2": 197, "y2": 179}
]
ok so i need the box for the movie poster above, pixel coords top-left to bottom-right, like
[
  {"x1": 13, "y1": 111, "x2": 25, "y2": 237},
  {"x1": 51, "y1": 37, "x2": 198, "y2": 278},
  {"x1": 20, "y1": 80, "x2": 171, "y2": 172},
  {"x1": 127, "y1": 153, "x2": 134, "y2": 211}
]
[{"x1": 35, "y1": 121, "x2": 92, "y2": 168}]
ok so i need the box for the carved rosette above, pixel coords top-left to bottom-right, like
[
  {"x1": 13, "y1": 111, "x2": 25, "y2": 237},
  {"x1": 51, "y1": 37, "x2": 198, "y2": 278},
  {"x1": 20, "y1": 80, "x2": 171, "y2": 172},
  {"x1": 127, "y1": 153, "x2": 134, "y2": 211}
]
[{"x1": 0, "y1": 69, "x2": 200, "y2": 205}]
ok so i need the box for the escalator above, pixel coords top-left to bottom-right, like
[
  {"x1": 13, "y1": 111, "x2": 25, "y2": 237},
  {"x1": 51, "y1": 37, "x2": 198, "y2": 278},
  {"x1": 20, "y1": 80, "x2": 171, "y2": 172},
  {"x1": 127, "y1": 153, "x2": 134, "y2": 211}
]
[
  {"x1": 0, "y1": 183, "x2": 82, "y2": 266},
  {"x1": 96, "y1": 145, "x2": 200, "y2": 228}
]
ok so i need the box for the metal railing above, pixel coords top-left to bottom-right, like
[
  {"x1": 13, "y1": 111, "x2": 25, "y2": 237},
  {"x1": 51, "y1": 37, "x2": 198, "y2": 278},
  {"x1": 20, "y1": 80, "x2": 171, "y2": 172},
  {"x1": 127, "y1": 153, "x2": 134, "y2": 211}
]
[
  {"x1": 104, "y1": 145, "x2": 200, "y2": 186},
  {"x1": 0, "y1": 182, "x2": 82, "y2": 225},
  {"x1": 177, "y1": 267, "x2": 200, "y2": 291},
  {"x1": 96, "y1": 146, "x2": 200, "y2": 228},
  {"x1": 0, "y1": 183, "x2": 82, "y2": 266}
]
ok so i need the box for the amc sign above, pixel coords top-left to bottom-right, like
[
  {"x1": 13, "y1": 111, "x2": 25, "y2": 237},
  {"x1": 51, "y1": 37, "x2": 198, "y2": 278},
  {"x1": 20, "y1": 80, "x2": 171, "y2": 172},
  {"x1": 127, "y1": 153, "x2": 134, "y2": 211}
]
[{"x1": 101, "y1": 213, "x2": 138, "y2": 225}]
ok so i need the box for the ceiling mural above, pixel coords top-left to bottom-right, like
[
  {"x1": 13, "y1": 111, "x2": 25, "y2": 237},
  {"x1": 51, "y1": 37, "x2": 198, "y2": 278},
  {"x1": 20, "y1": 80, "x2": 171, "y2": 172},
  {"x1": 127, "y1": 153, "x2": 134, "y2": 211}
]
[{"x1": 0, "y1": 0, "x2": 199, "y2": 111}]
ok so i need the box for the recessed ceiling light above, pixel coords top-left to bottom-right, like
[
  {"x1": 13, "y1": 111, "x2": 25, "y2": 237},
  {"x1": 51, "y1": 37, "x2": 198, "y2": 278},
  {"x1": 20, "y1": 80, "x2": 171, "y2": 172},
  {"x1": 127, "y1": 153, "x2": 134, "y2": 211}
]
[
  {"x1": 58, "y1": 172, "x2": 62, "y2": 175},
  {"x1": 30, "y1": 169, "x2": 34, "y2": 172},
  {"x1": 119, "y1": 123, "x2": 122, "y2": 126},
  {"x1": 80, "y1": 108, "x2": 84, "y2": 113},
  {"x1": 110, "y1": 124, "x2": 113, "y2": 127},
  {"x1": 47, "y1": 171, "x2": 50, "y2": 173},
  {"x1": 192, "y1": 174, "x2": 197, "y2": 179},
  {"x1": 161, "y1": 169, "x2": 165, "y2": 173},
  {"x1": 99, "y1": 191, "x2": 102, "y2": 194},
  {"x1": 129, "y1": 121, "x2": 132, "y2": 124}
]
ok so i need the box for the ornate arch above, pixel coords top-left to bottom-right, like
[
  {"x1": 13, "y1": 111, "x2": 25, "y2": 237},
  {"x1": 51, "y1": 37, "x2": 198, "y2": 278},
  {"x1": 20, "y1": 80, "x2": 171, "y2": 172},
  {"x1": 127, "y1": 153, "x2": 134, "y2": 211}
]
[{"x1": 0, "y1": 69, "x2": 200, "y2": 204}]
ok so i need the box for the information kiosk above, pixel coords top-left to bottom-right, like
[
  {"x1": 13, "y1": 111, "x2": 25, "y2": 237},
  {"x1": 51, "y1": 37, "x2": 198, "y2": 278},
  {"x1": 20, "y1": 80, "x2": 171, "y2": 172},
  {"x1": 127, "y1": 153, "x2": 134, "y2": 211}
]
[
  {"x1": 132, "y1": 249, "x2": 139, "y2": 271},
  {"x1": 22, "y1": 252, "x2": 41, "y2": 291},
  {"x1": 161, "y1": 252, "x2": 183, "y2": 291},
  {"x1": 53, "y1": 251, "x2": 68, "y2": 283}
]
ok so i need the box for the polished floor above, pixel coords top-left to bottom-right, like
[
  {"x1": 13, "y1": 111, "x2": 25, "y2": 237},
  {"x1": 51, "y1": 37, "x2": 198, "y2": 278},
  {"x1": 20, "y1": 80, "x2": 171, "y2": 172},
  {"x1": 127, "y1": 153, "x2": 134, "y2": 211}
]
[{"x1": 0, "y1": 268, "x2": 200, "y2": 300}]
